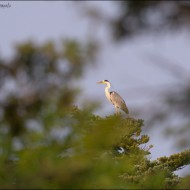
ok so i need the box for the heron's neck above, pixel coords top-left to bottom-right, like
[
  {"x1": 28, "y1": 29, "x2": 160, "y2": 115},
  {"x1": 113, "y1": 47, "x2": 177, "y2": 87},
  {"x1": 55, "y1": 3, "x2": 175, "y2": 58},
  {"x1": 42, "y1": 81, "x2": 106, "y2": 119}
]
[{"x1": 105, "y1": 82, "x2": 111, "y2": 99}]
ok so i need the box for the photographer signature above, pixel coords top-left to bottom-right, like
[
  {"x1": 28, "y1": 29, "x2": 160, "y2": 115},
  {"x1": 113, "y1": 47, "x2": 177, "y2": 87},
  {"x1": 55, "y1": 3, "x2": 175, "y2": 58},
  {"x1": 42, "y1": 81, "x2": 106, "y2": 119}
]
[{"x1": 0, "y1": 2, "x2": 11, "y2": 9}]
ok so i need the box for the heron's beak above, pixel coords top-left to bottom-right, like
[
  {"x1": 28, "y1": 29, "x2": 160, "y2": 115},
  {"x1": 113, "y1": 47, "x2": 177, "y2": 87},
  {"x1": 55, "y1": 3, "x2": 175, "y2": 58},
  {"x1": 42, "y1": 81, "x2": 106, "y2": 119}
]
[{"x1": 97, "y1": 81, "x2": 103, "y2": 84}]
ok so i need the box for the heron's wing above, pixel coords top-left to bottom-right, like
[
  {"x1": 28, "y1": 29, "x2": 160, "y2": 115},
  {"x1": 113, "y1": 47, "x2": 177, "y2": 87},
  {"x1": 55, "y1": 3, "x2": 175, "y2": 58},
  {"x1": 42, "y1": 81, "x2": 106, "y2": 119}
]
[
  {"x1": 110, "y1": 91, "x2": 125, "y2": 106},
  {"x1": 110, "y1": 91, "x2": 129, "y2": 113}
]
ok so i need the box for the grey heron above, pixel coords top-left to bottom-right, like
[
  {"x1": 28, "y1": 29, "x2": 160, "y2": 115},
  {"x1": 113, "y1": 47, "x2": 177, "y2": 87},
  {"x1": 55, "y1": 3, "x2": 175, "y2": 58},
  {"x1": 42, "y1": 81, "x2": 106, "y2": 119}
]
[{"x1": 97, "y1": 80, "x2": 129, "y2": 114}]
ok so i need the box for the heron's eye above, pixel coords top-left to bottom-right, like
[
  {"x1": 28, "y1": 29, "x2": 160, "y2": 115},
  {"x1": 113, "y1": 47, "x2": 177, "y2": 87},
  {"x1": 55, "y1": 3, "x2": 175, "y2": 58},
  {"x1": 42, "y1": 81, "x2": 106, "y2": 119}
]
[{"x1": 104, "y1": 80, "x2": 108, "y2": 82}]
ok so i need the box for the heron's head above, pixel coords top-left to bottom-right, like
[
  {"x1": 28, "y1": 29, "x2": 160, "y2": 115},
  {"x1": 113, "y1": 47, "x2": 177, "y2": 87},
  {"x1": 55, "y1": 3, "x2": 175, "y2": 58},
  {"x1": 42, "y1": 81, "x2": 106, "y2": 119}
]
[{"x1": 97, "y1": 80, "x2": 110, "y2": 85}]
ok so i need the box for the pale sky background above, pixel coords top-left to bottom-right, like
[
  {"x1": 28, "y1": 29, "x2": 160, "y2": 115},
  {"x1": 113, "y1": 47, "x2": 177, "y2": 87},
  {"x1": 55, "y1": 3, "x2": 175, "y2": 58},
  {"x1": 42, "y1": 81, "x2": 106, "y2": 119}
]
[{"x1": 1, "y1": 1, "x2": 190, "y2": 176}]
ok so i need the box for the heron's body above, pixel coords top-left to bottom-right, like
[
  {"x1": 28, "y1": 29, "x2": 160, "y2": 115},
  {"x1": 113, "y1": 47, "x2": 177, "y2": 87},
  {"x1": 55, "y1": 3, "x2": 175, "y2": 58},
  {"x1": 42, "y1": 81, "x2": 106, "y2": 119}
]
[{"x1": 97, "y1": 80, "x2": 129, "y2": 114}]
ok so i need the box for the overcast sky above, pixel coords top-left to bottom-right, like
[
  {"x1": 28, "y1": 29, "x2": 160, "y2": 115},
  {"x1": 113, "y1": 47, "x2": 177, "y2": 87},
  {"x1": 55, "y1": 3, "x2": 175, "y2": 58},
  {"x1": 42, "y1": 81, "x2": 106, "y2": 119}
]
[{"x1": 1, "y1": 1, "x2": 190, "y2": 175}]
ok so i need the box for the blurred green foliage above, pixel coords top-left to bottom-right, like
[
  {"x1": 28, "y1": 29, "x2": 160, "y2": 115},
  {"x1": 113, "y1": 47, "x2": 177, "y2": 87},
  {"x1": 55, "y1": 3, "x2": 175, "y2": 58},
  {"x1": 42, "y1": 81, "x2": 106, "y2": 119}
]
[
  {"x1": 112, "y1": 1, "x2": 190, "y2": 40},
  {"x1": 0, "y1": 41, "x2": 190, "y2": 189}
]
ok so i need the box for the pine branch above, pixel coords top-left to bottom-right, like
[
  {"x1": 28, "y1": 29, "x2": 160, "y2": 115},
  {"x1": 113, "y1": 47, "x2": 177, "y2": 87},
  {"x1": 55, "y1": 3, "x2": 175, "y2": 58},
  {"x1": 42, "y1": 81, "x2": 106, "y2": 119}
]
[{"x1": 157, "y1": 149, "x2": 190, "y2": 171}]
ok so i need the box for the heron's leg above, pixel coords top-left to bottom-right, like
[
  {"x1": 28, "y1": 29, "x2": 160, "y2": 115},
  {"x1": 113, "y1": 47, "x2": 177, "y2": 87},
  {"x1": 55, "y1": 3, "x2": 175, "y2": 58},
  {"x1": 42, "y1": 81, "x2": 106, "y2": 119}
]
[{"x1": 115, "y1": 106, "x2": 120, "y2": 115}]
